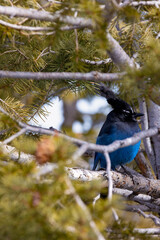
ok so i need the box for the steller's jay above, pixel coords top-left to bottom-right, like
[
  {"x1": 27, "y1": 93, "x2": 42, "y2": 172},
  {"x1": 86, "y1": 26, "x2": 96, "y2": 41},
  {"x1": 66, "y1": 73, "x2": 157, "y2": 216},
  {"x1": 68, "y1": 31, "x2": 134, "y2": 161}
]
[{"x1": 93, "y1": 86, "x2": 144, "y2": 170}]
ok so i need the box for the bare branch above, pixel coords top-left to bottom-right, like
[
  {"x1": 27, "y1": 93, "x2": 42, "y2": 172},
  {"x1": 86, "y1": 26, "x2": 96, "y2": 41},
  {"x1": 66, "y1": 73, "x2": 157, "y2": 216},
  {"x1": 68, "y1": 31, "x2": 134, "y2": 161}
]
[
  {"x1": 129, "y1": 1, "x2": 160, "y2": 7},
  {"x1": 107, "y1": 33, "x2": 136, "y2": 69},
  {"x1": 113, "y1": 188, "x2": 160, "y2": 214},
  {"x1": 134, "y1": 228, "x2": 160, "y2": 234},
  {"x1": 113, "y1": 188, "x2": 151, "y2": 202},
  {"x1": 103, "y1": 151, "x2": 119, "y2": 222},
  {"x1": 125, "y1": 204, "x2": 151, "y2": 212},
  {"x1": 74, "y1": 11, "x2": 79, "y2": 64},
  {"x1": 104, "y1": 152, "x2": 113, "y2": 201},
  {"x1": 0, "y1": 5, "x2": 93, "y2": 28},
  {"x1": 0, "y1": 19, "x2": 86, "y2": 34},
  {"x1": 81, "y1": 58, "x2": 112, "y2": 65},
  {"x1": 136, "y1": 208, "x2": 160, "y2": 226},
  {"x1": 67, "y1": 168, "x2": 160, "y2": 198},
  {"x1": 0, "y1": 143, "x2": 34, "y2": 162},
  {"x1": 0, "y1": 19, "x2": 54, "y2": 31},
  {"x1": 3, "y1": 128, "x2": 26, "y2": 145},
  {"x1": 72, "y1": 144, "x2": 88, "y2": 161},
  {"x1": 0, "y1": 70, "x2": 125, "y2": 82}
]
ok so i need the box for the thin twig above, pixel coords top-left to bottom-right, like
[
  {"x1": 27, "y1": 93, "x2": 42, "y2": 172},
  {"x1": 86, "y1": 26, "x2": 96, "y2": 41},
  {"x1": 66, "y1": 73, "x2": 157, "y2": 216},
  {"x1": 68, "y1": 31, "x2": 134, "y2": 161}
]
[
  {"x1": 29, "y1": 79, "x2": 55, "y2": 121},
  {"x1": 137, "y1": 208, "x2": 160, "y2": 226},
  {"x1": 0, "y1": 19, "x2": 55, "y2": 31},
  {"x1": 81, "y1": 58, "x2": 112, "y2": 65},
  {"x1": 104, "y1": 152, "x2": 112, "y2": 201},
  {"x1": 72, "y1": 144, "x2": 88, "y2": 161},
  {"x1": 74, "y1": 11, "x2": 79, "y2": 63},
  {"x1": 104, "y1": 152, "x2": 119, "y2": 222},
  {"x1": 0, "y1": 19, "x2": 85, "y2": 34},
  {"x1": 0, "y1": 50, "x2": 17, "y2": 57},
  {"x1": 3, "y1": 128, "x2": 26, "y2": 144}
]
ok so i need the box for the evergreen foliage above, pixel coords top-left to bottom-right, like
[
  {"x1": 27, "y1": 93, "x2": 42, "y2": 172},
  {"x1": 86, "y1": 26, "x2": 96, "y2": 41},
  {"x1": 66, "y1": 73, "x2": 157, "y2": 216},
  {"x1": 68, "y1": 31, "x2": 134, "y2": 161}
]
[{"x1": 0, "y1": 0, "x2": 159, "y2": 239}]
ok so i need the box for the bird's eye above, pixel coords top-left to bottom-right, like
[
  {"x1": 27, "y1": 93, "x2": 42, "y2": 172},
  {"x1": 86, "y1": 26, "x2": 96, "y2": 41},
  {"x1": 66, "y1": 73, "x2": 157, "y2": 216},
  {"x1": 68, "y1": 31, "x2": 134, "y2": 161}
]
[{"x1": 122, "y1": 109, "x2": 130, "y2": 114}]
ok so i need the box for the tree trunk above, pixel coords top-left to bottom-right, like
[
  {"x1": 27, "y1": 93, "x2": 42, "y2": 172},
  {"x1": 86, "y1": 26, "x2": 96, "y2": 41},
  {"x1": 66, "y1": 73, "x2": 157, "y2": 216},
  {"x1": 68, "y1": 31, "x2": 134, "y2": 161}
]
[{"x1": 148, "y1": 100, "x2": 160, "y2": 179}]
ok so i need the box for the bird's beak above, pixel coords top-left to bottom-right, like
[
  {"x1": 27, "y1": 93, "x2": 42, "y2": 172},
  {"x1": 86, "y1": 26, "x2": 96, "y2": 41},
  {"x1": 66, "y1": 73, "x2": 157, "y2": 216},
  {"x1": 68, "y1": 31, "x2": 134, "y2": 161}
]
[{"x1": 134, "y1": 112, "x2": 144, "y2": 118}]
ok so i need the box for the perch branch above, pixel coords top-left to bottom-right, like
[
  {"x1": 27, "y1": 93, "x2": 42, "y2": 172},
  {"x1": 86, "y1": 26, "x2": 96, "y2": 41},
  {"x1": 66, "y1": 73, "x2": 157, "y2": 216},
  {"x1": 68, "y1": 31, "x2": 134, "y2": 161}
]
[{"x1": 67, "y1": 168, "x2": 160, "y2": 198}]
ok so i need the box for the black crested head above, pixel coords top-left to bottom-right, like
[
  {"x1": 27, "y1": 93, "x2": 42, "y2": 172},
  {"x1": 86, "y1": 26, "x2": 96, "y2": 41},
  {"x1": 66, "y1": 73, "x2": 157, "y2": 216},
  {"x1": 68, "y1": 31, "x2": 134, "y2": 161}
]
[
  {"x1": 98, "y1": 84, "x2": 144, "y2": 121},
  {"x1": 99, "y1": 84, "x2": 131, "y2": 112}
]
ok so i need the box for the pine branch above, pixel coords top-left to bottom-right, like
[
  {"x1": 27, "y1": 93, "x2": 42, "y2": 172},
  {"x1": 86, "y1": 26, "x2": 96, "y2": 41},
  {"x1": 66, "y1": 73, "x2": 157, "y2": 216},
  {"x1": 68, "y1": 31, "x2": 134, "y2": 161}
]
[
  {"x1": 2, "y1": 141, "x2": 160, "y2": 217},
  {"x1": 65, "y1": 177, "x2": 106, "y2": 240},
  {"x1": 1, "y1": 140, "x2": 160, "y2": 214},
  {"x1": 0, "y1": 104, "x2": 159, "y2": 160}
]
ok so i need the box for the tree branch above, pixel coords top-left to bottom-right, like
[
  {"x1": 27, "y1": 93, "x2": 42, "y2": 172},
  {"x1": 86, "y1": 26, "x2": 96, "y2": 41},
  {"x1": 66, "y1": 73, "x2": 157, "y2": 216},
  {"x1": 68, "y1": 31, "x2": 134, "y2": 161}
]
[
  {"x1": 136, "y1": 208, "x2": 160, "y2": 226},
  {"x1": 0, "y1": 103, "x2": 159, "y2": 158},
  {"x1": 134, "y1": 228, "x2": 160, "y2": 235},
  {"x1": 0, "y1": 19, "x2": 86, "y2": 34},
  {"x1": 3, "y1": 128, "x2": 26, "y2": 145},
  {"x1": 0, "y1": 19, "x2": 54, "y2": 31},
  {"x1": 67, "y1": 168, "x2": 160, "y2": 198},
  {"x1": 0, "y1": 5, "x2": 93, "y2": 28},
  {"x1": 81, "y1": 58, "x2": 112, "y2": 65},
  {"x1": 0, "y1": 70, "x2": 125, "y2": 82},
  {"x1": 129, "y1": 1, "x2": 160, "y2": 7},
  {"x1": 107, "y1": 33, "x2": 136, "y2": 69},
  {"x1": 104, "y1": 152, "x2": 113, "y2": 201}
]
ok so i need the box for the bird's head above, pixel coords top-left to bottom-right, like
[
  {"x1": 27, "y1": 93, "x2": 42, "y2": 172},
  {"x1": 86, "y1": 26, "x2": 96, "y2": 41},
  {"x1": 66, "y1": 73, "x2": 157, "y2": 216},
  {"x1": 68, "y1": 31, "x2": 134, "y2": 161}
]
[{"x1": 98, "y1": 84, "x2": 144, "y2": 122}]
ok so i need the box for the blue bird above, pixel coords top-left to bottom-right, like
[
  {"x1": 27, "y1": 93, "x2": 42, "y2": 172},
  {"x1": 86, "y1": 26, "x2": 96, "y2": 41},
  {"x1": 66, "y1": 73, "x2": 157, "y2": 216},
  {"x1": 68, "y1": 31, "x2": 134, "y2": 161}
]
[{"x1": 93, "y1": 86, "x2": 143, "y2": 170}]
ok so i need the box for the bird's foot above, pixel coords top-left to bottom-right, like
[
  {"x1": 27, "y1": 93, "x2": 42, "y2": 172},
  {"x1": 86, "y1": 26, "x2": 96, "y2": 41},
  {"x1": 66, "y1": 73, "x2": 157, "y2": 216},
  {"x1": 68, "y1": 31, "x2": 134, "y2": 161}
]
[{"x1": 98, "y1": 167, "x2": 106, "y2": 171}]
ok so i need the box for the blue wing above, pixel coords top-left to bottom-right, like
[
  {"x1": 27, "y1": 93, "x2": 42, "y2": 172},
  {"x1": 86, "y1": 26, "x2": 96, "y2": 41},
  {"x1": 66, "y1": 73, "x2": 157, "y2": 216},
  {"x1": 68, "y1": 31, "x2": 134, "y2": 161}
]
[
  {"x1": 93, "y1": 124, "x2": 116, "y2": 170},
  {"x1": 93, "y1": 123, "x2": 141, "y2": 170}
]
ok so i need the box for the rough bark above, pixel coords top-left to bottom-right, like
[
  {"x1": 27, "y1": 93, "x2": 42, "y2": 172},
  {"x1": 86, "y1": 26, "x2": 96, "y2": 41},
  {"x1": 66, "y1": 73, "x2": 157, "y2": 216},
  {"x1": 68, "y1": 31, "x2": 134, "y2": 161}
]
[
  {"x1": 138, "y1": 98, "x2": 156, "y2": 175},
  {"x1": 148, "y1": 100, "x2": 160, "y2": 179},
  {"x1": 67, "y1": 168, "x2": 160, "y2": 198}
]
